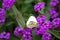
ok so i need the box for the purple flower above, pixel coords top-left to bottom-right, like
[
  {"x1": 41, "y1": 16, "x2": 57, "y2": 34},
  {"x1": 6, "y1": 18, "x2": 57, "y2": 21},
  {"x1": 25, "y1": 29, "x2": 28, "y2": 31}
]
[
  {"x1": 34, "y1": 2, "x2": 45, "y2": 11},
  {"x1": 22, "y1": 28, "x2": 32, "y2": 40},
  {"x1": 0, "y1": 34, "x2": 3, "y2": 38},
  {"x1": 22, "y1": 34, "x2": 32, "y2": 40},
  {"x1": 35, "y1": 20, "x2": 52, "y2": 35},
  {"x1": 52, "y1": 18, "x2": 60, "y2": 27},
  {"x1": 0, "y1": 32, "x2": 6, "y2": 38},
  {"x1": 37, "y1": 15, "x2": 46, "y2": 25},
  {"x1": 36, "y1": 15, "x2": 52, "y2": 35},
  {"x1": 49, "y1": 8, "x2": 58, "y2": 19},
  {"x1": 35, "y1": 25, "x2": 40, "y2": 35},
  {"x1": 42, "y1": 20, "x2": 52, "y2": 29},
  {"x1": 42, "y1": 32, "x2": 51, "y2": 40},
  {"x1": 50, "y1": 0, "x2": 59, "y2": 7},
  {"x1": 2, "y1": 0, "x2": 15, "y2": 10},
  {"x1": 3, "y1": 32, "x2": 10, "y2": 39},
  {"x1": 35, "y1": 25, "x2": 45, "y2": 35},
  {"x1": 0, "y1": 8, "x2": 5, "y2": 23},
  {"x1": 14, "y1": 26, "x2": 23, "y2": 36},
  {"x1": 0, "y1": 32, "x2": 10, "y2": 39},
  {"x1": 0, "y1": 16, "x2": 5, "y2": 23},
  {"x1": 22, "y1": 28, "x2": 32, "y2": 35},
  {"x1": 0, "y1": 8, "x2": 6, "y2": 16}
]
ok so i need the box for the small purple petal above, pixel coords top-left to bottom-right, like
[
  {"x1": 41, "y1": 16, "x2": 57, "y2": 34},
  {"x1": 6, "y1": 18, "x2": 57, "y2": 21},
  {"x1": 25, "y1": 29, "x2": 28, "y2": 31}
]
[
  {"x1": 42, "y1": 32, "x2": 51, "y2": 40},
  {"x1": 2, "y1": 0, "x2": 16, "y2": 10},
  {"x1": 52, "y1": 18, "x2": 60, "y2": 27},
  {"x1": 14, "y1": 26, "x2": 23, "y2": 36},
  {"x1": 34, "y1": 2, "x2": 45, "y2": 11}
]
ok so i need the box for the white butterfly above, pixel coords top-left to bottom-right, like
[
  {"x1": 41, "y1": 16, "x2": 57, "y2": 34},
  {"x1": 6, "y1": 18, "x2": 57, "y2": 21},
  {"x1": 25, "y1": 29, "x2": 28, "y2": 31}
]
[{"x1": 26, "y1": 16, "x2": 37, "y2": 28}]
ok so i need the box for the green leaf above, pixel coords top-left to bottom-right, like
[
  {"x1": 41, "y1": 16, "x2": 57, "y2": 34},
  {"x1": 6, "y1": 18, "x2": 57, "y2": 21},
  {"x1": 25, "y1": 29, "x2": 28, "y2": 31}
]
[
  {"x1": 44, "y1": 0, "x2": 50, "y2": 20},
  {"x1": 24, "y1": 0, "x2": 33, "y2": 4},
  {"x1": 47, "y1": 30, "x2": 60, "y2": 39},
  {"x1": 21, "y1": 4, "x2": 31, "y2": 13},
  {"x1": 12, "y1": 5, "x2": 25, "y2": 28},
  {"x1": 0, "y1": 1, "x2": 2, "y2": 7},
  {"x1": 16, "y1": 0, "x2": 24, "y2": 5},
  {"x1": 45, "y1": 10, "x2": 50, "y2": 20},
  {"x1": 3, "y1": 21, "x2": 14, "y2": 27},
  {"x1": 51, "y1": 37, "x2": 55, "y2": 40},
  {"x1": 32, "y1": 31, "x2": 41, "y2": 40},
  {"x1": 38, "y1": 0, "x2": 50, "y2": 20},
  {"x1": 9, "y1": 34, "x2": 20, "y2": 40},
  {"x1": 0, "y1": 39, "x2": 3, "y2": 40},
  {"x1": 9, "y1": 36, "x2": 19, "y2": 40},
  {"x1": 9, "y1": 30, "x2": 21, "y2": 40},
  {"x1": 38, "y1": 6, "x2": 45, "y2": 14}
]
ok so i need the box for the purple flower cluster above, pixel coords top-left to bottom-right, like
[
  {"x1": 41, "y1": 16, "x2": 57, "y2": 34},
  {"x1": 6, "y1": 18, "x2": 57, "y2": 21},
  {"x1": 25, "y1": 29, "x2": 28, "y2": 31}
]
[
  {"x1": 35, "y1": 25, "x2": 45, "y2": 35},
  {"x1": 14, "y1": 27, "x2": 32, "y2": 40},
  {"x1": 13, "y1": 0, "x2": 59, "y2": 40},
  {"x1": 0, "y1": 0, "x2": 15, "y2": 23},
  {"x1": 34, "y1": 1, "x2": 60, "y2": 38},
  {"x1": 0, "y1": 8, "x2": 5, "y2": 16},
  {"x1": 0, "y1": 8, "x2": 5, "y2": 23},
  {"x1": 0, "y1": 31, "x2": 10, "y2": 39},
  {"x1": 37, "y1": 15, "x2": 46, "y2": 25},
  {"x1": 35, "y1": 20, "x2": 52, "y2": 35},
  {"x1": 0, "y1": 0, "x2": 59, "y2": 40},
  {"x1": 35, "y1": 20, "x2": 52, "y2": 40},
  {"x1": 0, "y1": 0, "x2": 15, "y2": 39},
  {"x1": 50, "y1": 0, "x2": 59, "y2": 7},
  {"x1": 35, "y1": 14, "x2": 52, "y2": 40},
  {"x1": 2, "y1": 0, "x2": 15, "y2": 10},
  {"x1": 14, "y1": 26, "x2": 23, "y2": 36},
  {"x1": 0, "y1": 16, "x2": 5, "y2": 23},
  {"x1": 42, "y1": 20, "x2": 52, "y2": 29},
  {"x1": 52, "y1": 18, "x2": 60, "y2": 27},
  {"x1": 49, "y1": 0, "x2": 60, "y2": 28},
  {"x1": 22, "y1": 28, "x2": 32, "y2": 40},
  {"x1": 42, "y1": 32, "x2": 51, "y2": 40},
  {"x1": 49, "y1": 8, "x2": 58, "y2": 19},
  {"x1": 34, "y1": 2, "x2": 45, "y2": 11},
  {"x1": 35, "y1": 14, "x2": 52, "y2": 35},
  {"x1": 49, "y1": 0, "x2": 59, "y2": 19}
]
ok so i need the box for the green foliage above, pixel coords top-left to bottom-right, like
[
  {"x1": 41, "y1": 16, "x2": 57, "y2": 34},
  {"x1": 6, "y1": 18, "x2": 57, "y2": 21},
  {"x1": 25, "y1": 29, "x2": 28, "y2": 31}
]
[
  {"x1": 0, "y1": 0, "x2": 60, "y2": 40},
  {"x1": 32, "y1": 30, "x2": 41, "y2": 40},
  {"x1": 12, "y1": 5, "x2": 26, "y2": 28},
  {"x1": 47, "y1": 30, "x2": 60, "y2": 39}
]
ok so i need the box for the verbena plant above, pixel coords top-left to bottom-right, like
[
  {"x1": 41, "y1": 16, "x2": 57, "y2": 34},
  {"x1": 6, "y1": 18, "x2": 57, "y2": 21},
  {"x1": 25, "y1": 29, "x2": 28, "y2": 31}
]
[{"x1": 0, "y1": 0, "x2": 60, "y2": 40}]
